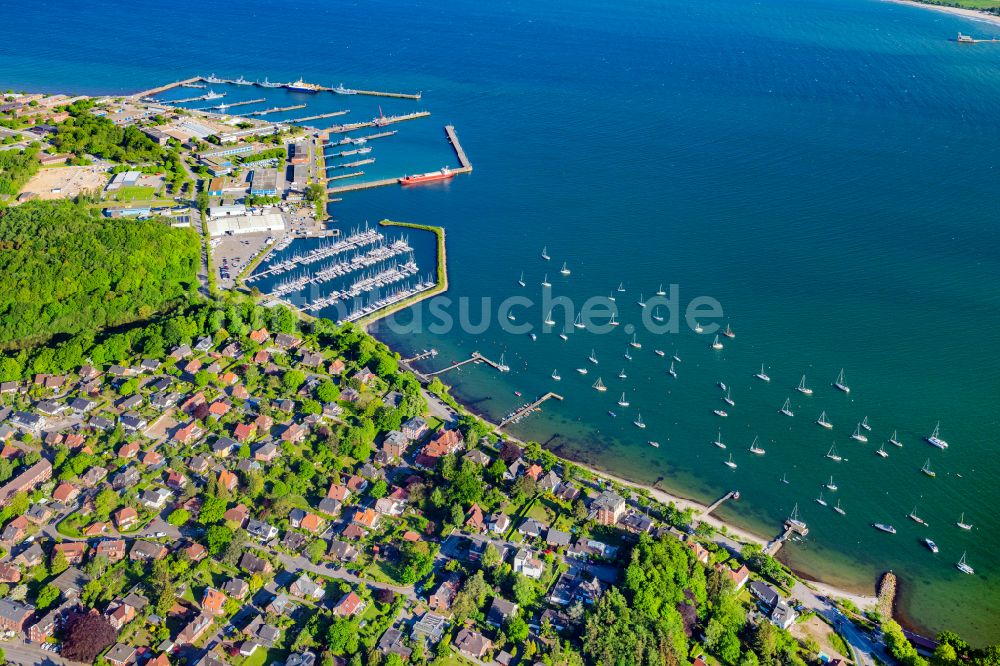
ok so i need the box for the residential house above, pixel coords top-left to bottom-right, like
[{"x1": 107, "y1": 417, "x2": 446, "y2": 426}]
[
  {"x1": 0, "y1": 598, "x2": 35, "y2": 634},
  {"x1": 0, "y1": 459, "x2": 52, "y2": 504},
  {"x1": 253, "y1": 441, "x2": 279, "y2": 462},
  {"x1": 246, "y1": 519, "x2": 278, "y2": 541},
  {"x1": 590, "y1": 489, "x2": 626, "y2": 526},
  {"x1": 54, "y1": 541, "x2": 88, "y2": 565},
  {"x1": 130, "y1": 540, "x2": 168, "y2": 561},
  {"x1": 416, "y1": 429, "x2": 464, "y2": 468},
  {"x1": 513, "y1": 548, "x2": 544, "y2": 579},
  {"x1": 239, "y1": 552, "x2": 273, "y2": 575},
  {"x1": 487, "y1": 597, "x2": 519, "y2": 626},
  {"x1": 218, "y1": 469, "x2": 239, "y2": 492},
  {"x1": 429, "y1": 574, "x2": 461, "y2": 612},
  {"x1": 223, "y1": 578, "x2": 249, "y2": 600},
  {"x1": 95, "y1": 539, "x2": 127, "y2": 562},
  {"x1": 290, "y1": 574, "x2": 325, "y2": 601},
  {"x1": 454, "y1": 627, "x2": 493, "y2": 660},
  {"x1": 352, "y1": 508, "x2": 380, "y2": 530},
  {"x1": 178, "y1": 613, "x2": 213, "y2": 644},
  {"x1": 332, "y1": 590, "x2": 365, "y2": 617},
  {"x1": 202, "y1": 587, "x2": 227, "y2": 615}
]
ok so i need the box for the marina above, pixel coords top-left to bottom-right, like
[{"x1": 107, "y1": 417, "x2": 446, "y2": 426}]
[{"x1": 238, "y1": 104, "x2": 307, "y2": 117}]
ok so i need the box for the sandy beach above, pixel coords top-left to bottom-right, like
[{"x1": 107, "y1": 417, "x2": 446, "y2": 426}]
[{"x1": 885, "y1": 0, "x2": 1000, "y2": 28}]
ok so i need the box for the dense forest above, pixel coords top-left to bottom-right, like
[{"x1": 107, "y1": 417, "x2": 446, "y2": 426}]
[
  {"x1": 0, "y1": 144, "x2": 40, "y2": 197},
  {"x1": 51, "y1": 102, "x2": 165, "y2": 163},
  {"x1": 0, "y1": 199, "x2": 199, "y2": 349}
]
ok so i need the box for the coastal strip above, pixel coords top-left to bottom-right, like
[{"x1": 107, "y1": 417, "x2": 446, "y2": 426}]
[
  {"x1": 357, "y1": 219, "x2": 448, "y2": 327},
  {"x1": 883, "y1": 0, "x2": 1000, "y2": 28}
]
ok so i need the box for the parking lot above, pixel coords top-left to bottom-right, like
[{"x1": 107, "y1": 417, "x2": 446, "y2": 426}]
[{"x1": 213, "y1": 230, "x2": 280, "y2": 289}]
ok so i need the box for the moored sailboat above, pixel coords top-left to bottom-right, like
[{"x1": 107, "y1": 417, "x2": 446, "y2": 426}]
[
  {"x1": 560, "y1": 262, "x2": 571, "y2": 276},
  {"x1": 633, "y1": 412, "x2": 646, "y2": 429},
  {"x1": 833, "y1": 500, "x2": 846, "y2": 515},
  {"x1": 618, "y1": 393, "x2": 630, "y2": 407},
  {"x1": 956, "y1": 552, "x2": 975, "y2": 575},
  {"x1": 517, "y1": 271, "x2": 525, "y2": 287},
  {"x1": 825, "y1": 475, "x2": 837, "y2": 491},
  {"x1": 713, "y1": 431, "x2": 726, "y2": 449},
  {"x1": 749, "y1": 436, "x2": 766, "y2": 455},
  {"x1": 826, "y1": 444, "x2": 842, "y2": 462},
  {"x1": 815, "y1": 491, "x2": 827, "y2": 507},
  {"x1": 908, "y1": 506, "x2": 928, "y2": 526},
  {"x1": 724, "y1": 453, "x2": 738, "y2": 469},
  {"x1": 668, "y1": 361, "x2": 677, "y2": 378},
  {"x1": 851, "y1": 424, "x2": 868, "y2": 443},
  {"x1": 712, "y1": 335, "x2": 724, "y2": 350},
  {"x1": 957, "y1": 513, "x2": 973, "y2": 530},
  {"x1": 541, "y1": 246, "x2": 550, "y2": 260},
  {"x1": 755, "y1": 363, "x2": 771, "y2": 382},
  {"x1": 592, "y1": 377, "x2": 607, "y2": 392},
  {"x1": 779, "y1": 398, "x2": 794, "y2": 417},
  {"x1": 833, "y1": 368, "x2": 850, "y2": 393},
  {"x1": 796, "y1": 375, "x2": 813, "y2": 395},
  {"x1": 551, "y1": 369, "x2": 561, "y2": 381},
  {"x1": 925, "y1": 421, "x2": 949, "y2": 449},
  {"x1": 817, "y1": 411, "x2": 833, "y2": 429},
  {"x1": 889, "y1": 430, "x2": 903, "y2": 447},
  {"x1": 921, "y1": 459, "x2": 936, "y2": 478},
  {"x1": 876, "y1": 444, "x2": 888, "y2": 458}
]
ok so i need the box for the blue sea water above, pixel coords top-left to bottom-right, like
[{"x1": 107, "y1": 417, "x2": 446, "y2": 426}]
[{"x1": 4, "y1": 0, "x2": 1000, "y2": 643}]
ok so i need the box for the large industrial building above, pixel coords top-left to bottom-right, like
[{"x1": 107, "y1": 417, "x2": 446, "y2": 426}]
[
  {"x1": 250, "y1": 168, "x2": 279, "y2": 196},
  {"x1": 206, "y1": 212, "x2": 285, "y2": 237}
]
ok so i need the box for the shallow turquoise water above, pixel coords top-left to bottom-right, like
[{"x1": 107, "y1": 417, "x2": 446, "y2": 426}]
[{"x1": 3, "y1": 0, "x2": 999, "y2": 643}]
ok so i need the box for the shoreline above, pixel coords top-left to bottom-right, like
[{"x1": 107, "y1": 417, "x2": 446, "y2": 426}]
[
  {"x1": 388, "y1": 347, "x2": 879, "y2": 611},
  {"x1": 884, "y1": 0, "x2": 1000, "y2": 28}
]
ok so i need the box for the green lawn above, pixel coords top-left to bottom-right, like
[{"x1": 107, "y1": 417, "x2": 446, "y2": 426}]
[{"x1": 114, "y1": 185, "x2": 156, "y2": 201}]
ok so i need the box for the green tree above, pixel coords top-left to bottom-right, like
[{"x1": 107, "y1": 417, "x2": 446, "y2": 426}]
[
  {"x1": 306, "y1": 539, "x2": 327, "y2": 564},
  {"x1": 35, "y1": 584, "x2": 60, "y2": 610},
  {"x1": 167, "y1": 508, "x2": 190, "y2": 526},
  {"x1": 283, "y1": 369, "x2": 306, "y2": 393}
]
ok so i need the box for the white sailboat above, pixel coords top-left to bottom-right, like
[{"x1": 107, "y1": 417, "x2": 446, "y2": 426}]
[
  {"x1": 618, "y1": 393, "x2": 630, "y2": 407},
  {"x1": 723, "y1": 323, "x2": 735, "y2": 339},
  {"x1": 797, "y1": 375, "x2": 813, "y2": 396},
  {"x1": 957, "y1": 513, "x2": 973, "y2": 530},
  {"x1": 592, "y1": 378, "x2": 607, "y2": 392},
  {"x1": 629, "y1": 334, "x2": 641, "y2": 349},
  {"x1": 851, "y1": 424, "x2": 868, "y2": 443},
  {"x1": 724, "y1": 453, "x2": 737, "y2": 469},
  {"x1": 497, "y1": 354, "x2": 510, "y2": 373},
  {"x1": 749, "y1": 436, "x2": 766, "y2": 455},
  {"x1": 779, "y1": 398, "x2": 794, "y2": 417},
  {"x1": 608, "y1": 291, "x2": 616, "y2": 302},
  {"x1": 876, "y1": 444, "x2": 888, "y2": 458},
  {"x1": 648, "y1": 440, "x2": 660, "y2": 448},
  {"x1": 672, "y1": 352, "x2": 682, "y2": 363},
  {"x1": 637, "y1": 293, "x2": 646, "y2": 308},
  {"x1": 817, "y1": 411, "x2": 833, "y2": 429},
  {"x1": 833, "y1": 368, "x2": 850, "y2": 393},
  {"x1": 826, "y1": 444, "x2": 842, "y2": 462},
  {"x1": 713, "y1": 431, "x2": 726, "y2": 449},
  {"x1": 652, "y1": 306, "x2": 664, "y2": 322},
  {"x1": 573, "y1": 313, "x2": 585, "y2": 329},
  {"x1": 560, "y1": 262, "x2": 571, "y2": 276},
  {"x1": 755, "y1": 363, "x2": 771, "y2": 382},
  {"x1": 624, "y1": 347, "x2": 632, "y2": 361},
  {"x1": 617, "y1": 282, "x2": 626, "y2": 293},
  {"x1": 541, "y1": 273, "x2": 551, "y2": 288},
  {"x1": 609, "y1": 312, "x2": 619, "y2": 326},
  {"x1": 633, "y1": 412, "x2": 646, "y2": 429},
  {"x1": 576, "y1": 367, "x2": 588, "y2": 375},
  {"x1": 541, "y1": 246, "x2": 550, "y2": 260},
  {"x1": 656, "y1": 283, "x2": 666, "y2": 296},
  {"x1": 543, "y1": 310, "x2": 556, "y2": 326},
  {"x1": 956, "y1": 552, "x2": 975, "y2": 575},
  {"x1": 860, "y1": 416, "x2": 872, "y2": 432},
  {"x1": 833, "y1": 500, "x2": 846, "y2": 515},
  {"x1": 815, "y1": 491, "x2": 827, "y2": 507},
  {"x1": 618, "y1": 368, "x2": 627, "y2": 379},
  {"x1": 654, "y1": 349, "x2": 666, "y2": 357},
  {"x1": 723, "y1": 388, "x2": 734, "y2": 406},
  {"x1": 921, "y1": 459, "x2": 936, "y2": 478},
  {"x1": 711, "y1": 335, "x2": 724, "y2": 350},
  {"x1": 551, "y1": 369, "x2": 561, "y2": 381},
  {"x1": 694, "y1": 321, "x2": 704, "y2": 333},
  {"x1": 714, "y1": 409, "x2": 728, "y2": 418},
  {"x1": 908, "y1": 506, "x2": 927, "y2": 526},
  {"x1": 889, "y1": 430, "x2": 903, "y2": 447},
  {"x1": 925, "y1": 421, "x2": 949, "y2": 449},
  {"x1": 825, "y1": 475, "x2": 838, "y2": 491},
  {"x1": 588, "y1": 349, "x2": 599, "y2": 365},
  {"x1": 559, "y1": 333, "x2": 569, "y2": 341},
  {"x1": 668, "y1": 361, "x2": 677, "y2": 378}
]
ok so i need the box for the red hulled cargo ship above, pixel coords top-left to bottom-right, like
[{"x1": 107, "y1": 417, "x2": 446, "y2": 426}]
[{"x1": 399, "y1": 167, "x2": 455, "y2": 185}]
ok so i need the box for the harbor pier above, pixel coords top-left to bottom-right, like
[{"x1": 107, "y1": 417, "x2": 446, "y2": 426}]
[
  {"x1": 132, "y1": 76, "x2": 203, "y2": 99},
  {"x1": 702, "y1": 490, "x2": 739, "y2": 517},
  {"x1": 498, "y1": 393, "x2": 565, "y2": 429}
]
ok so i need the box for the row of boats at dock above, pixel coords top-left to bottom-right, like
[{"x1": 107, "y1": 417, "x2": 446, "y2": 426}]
[
  {"x1": 266, "y1": 243, "x2": 415, "y2": 298},
  {"x1": 248, "y1": 227, "x2": 383, "y2": 281},
  {"x1": 201, "y1": 74, "x2": 365, "y2": 95},
  {"x1": 499, "y1": 245, "x2": 977, "y2": 575},
  {"x1": 297, "y1": 259, "x2": 421, "y2": 313}
]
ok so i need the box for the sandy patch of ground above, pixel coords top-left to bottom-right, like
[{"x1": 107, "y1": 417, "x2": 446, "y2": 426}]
[
  {"x1": 791, "y1": 614, "x2": 851, "y2": 663},
  {"x1": 19, "y1": 164, "x2": 108, "y2": 200}
]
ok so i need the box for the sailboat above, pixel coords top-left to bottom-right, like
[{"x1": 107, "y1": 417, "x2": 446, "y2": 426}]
[
  {"x1": 796, "y1": 375, "x2": 813, "y2": 395},
  {"x1": 717, "y1": 381, "x2": 727, "y2": 391},
  {"x1": 588, "y1": 349, "x2": 599, "y2": 364},
  {"x1": 817, "y1": 411, "x2": 833, "y2": 429},
  {"x1": 668, "y1": 361, "x2": 677, "y2": 378},
  {"x1": 517, "y1": 271, "x2": 525, "y2": 287},
  {"x1": 957, "y1": 513, "x2": 973, "y2": 530},
  {"x1": 833, "y1": 499, "x2": 846, "y2": 515},
  {"x1": 672, "y1": 352, "x2": 682, "y2": 363},
  {"x1": 923, "y1": 538, "x2": 938, "y2": 553},
  {"x1": 875, "y1": 444, "x2": 888, "y2": 458},
  {"x1": 608, "y1": 291, "x2": 616, "y2": 303},
  {"x1": 617, "y1": 282, "x2": 626, "y2": 293},
  {"x1": 609, "y1": 312, "x2": 619, "y2": 326},
  {"x1": 560, "y1": 262, "x2": 571, "y2": 276},
  {"x1": 618, "y1": 368, "x2": 627, "y2": 379},
  {"x1": 559, "y1": 333, "x2": 569, "y2": 341},
  {"x1": 541, "y1": 246, "x2": 550, "y2": 260},
  {"x1": 543, "y1": 310, "x2": 556, "y2": 326},
  {"x1": 618, "y1": 393, "x2": 630, "y2": 407},
  {"x1": 787, "y1": 504, "x2": 806, "y2": 530},
  {"x1": 497, "y1": 354, "x2": 510, "y2": 373},
  {"x1": 694, "y1": 321, "x2": 704, "y2": 333},
  {"x1": 711, "y1": 335, "x2": 724, "y2": 350},
  {"x1": 551, "y1": 369, "x2": 561, "y2": 381},
  {"x1": 652, "y1": 306, "x2": 664, "y2": 322},
  {"x1": 860, "y1": 416, "x2": 872, "y2": 432},
  {"x1": 713, "y1": 431, "x2": 726, "y2": 449},
  {"x1": 833, "y1": 368, "x2": 850, "y2": 393},
  {"x1": 825, "y1": 475, "x2": 838, "y2": 491},
  {"x1": 573, "y1": 313, "x2": 585, "y2": 329},
  {"x1": 541, "y1": 273, "x2": 551, "y2": 288},
  {"x1": 826, "y1": 444, "x2": 842, "y2": 462},
  {"x1": 749, "y1": 436, "x2": 766, "y2": 455},
  {"x1": 624, "y1": 347, "x2": 632, "y2": 361},
  {"x1": 925, "y1": 421, "x2": 949, "y2": 449},
  {"x1": 956, "y1": 552, "x2": 975, "y2": 575},
  {"x1": 755, "y1": 363, "x2": 771, "y2": 382},
  {"x1": 851, "y1": 424, "x2": 868, "y2": 443},
  {"x1": 656, "y1": 283, "x2": 666, "y2": 296},
  {"x1": 592, "y1": 378, "x2": 607, "y2": 392},
  {"x1": 908, "y1": 507, "x2": 927, "y2": 526},
  {"x1": 654, "y1": 349, "x2": 666, "y2": 357},
  {"x1": 723, "y1": 388, "x2": 734, "y2": 406},
  {"x1": 779, "y1": 398, "x2": 794, "y2": 417},
  {"x1": 648, "y1": 440, "x2": 660, "y2": 448},
  {"x1": 629, "y1": 334, "x2": 641, "y2": 349},
  {"x1": 815, "y1": 491, "x2": 827, "y2": 507},
  {"x1": 576, "y1": 367, "x2": 588, "y2": 375},
  {"x1": 724, "y1": 453, "x2": 738, "y2": 469},
  {"x1": 723, "y1": 323, "x2": 735, "y2": 339},
  {"x1": 713, "y1": 409, "x2": 729, "y2": 418},
  {"x1": 781, "y1": 473, "x2": 789, "y2": 484},
  {"x1": 889, "y1": 430, "x2": 903, "y2": 447},
  {"x1": 633, "y1": 412, "x2": 646, "y2": 429},
  {"x1": 921, "y1": 459, "x2": 936, "y2": 478}
]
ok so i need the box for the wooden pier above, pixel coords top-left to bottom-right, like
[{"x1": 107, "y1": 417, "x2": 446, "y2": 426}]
[
  {"x1": 445, "y1": 124, "x2": 472, "y2": 170},
  {"x1": 425, "y1": 351, "x2": 503, "y2": 377},
  {"x1": 403, "y1": 349, "x2": 438, "y2": 363},
  {"x1": 498, "y1": 393, "x2": 565, "y2": 429},
  {"x1": 328, "y1": 171, "x2": 364, "y2": 181},
  {"x1": 132, "y1": 76, "x2": 203, "y2": 99},
  {"x1": 702, "y1": 490, "x2": 738, "y2": 517},
  {"x1": 291, "y1": 110, "x2": 350, "y2": 123},
  {"x1": 765, "y1": 517, "x2": 809, "y2": 556}
]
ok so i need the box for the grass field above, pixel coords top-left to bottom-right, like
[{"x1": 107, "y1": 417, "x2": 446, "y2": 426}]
[{"x1": 114, "y1": 185, "x2": 156, "y2": 201}]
